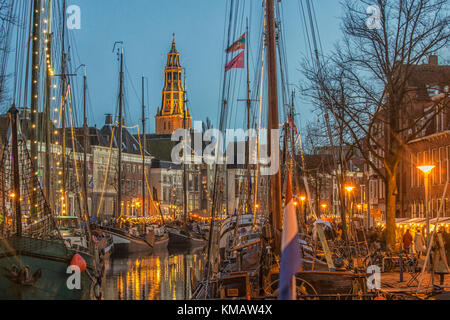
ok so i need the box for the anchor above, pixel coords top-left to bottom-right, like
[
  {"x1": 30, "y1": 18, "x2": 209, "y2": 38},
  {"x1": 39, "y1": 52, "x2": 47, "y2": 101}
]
[{"x1": 2, "y1": 265, "x2": 42, "y2": 286}]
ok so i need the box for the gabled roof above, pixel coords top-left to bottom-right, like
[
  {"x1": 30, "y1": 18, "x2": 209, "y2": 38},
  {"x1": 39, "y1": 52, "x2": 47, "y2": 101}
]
[{"x1": 99, "y1": 124, "x2": 149, "y2": 156}]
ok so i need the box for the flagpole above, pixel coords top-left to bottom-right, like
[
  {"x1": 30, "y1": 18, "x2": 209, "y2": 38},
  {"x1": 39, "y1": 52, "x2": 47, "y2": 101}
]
[
  {"x1": 289, "y1": 146, "x2": 296, "y2": 300},
  {"x1": 246, "y1": 18, "x2": 252, "y2": 216}
]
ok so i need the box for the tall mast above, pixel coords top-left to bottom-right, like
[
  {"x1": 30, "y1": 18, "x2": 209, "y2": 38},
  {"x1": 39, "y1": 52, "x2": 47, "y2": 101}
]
[
  {"x1": 61, "y1": 0, "x2": 67, "y2": 215},
  {"x1": 117, "y1": 44, "x2": 124, "y2": 219},
  {"x1": 30, "y1": 0, "x2": 41, "y2": 217},
  {"x1": 266, "y1": 0, "x2": 282, "y2": 256},
  {"x1": 44, "y1": 0, "x2": 53, "y2": 208},
  {"x1": 10, "y1": 106, "x2": 22, "y2": 236},
  {"x1": 141, "y1": 75, "x2": 146, "y2": 218},
  {"x1": 31, "y1": 0, "x2": 41, "y2": 172},
  {"x1": 245, "y1": 18, "x2": 252, "y2": 215},
  {"x1": 82, "y1": 66, "x2": 89, "y2": 220},
  {"x1": 182, "y1": 67, "x2": 188, "y2": 228}
]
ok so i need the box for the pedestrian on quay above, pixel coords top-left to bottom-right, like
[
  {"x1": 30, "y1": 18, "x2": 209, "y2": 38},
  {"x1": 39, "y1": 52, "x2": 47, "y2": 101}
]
[
  {"x1": 414, "y1": 229, "x2": 426, "y2": 259},
  {"x1": 336, "y1": 226, "x2": 342, "y2": 241},
  {"x1": 402, "y1": 229, "x2": 413, "y2": 259},
  {"x1": 432, "y1": 227, "x2": 450, "y2": 286},
  {"x1": 441, "y1": 228, "x2": 450, "y2": 274},
  {"x1": 368, "y1": 227, "x2": 378, "y2": 252}
]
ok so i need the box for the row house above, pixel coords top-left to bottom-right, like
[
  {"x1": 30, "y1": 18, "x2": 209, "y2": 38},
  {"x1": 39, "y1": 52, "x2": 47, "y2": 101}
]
[
  {"x1": 368, "y1": 55, "x2": 450, "y2": 220},
  {"x1": 403, "y1": 131, "x2": 450, "y2": 218}
]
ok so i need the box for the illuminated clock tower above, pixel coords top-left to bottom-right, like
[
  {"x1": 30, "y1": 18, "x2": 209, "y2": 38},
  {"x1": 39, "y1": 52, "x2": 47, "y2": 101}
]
[{"x1": 155, "y1": 36, "x2": 192, "y2": 135}]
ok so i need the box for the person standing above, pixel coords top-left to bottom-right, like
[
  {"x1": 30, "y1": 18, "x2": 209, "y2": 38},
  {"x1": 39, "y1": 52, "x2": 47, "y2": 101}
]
[
  {"x1": 402, "y1": 229, "x2": 413, "y2": 258},
  {"x1": 414, "y1": 229, "x2": 426, "y2": 259},
  {"x1": 432, "y1": 228, "x2": 450, "y2": 286},
  {"x1": 442, "y1": 228, "x2": 450, "y2": 267}
]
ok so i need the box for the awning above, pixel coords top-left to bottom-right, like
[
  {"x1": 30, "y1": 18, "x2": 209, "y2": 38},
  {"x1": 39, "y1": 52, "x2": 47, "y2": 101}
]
[
  {"x1": 378, "y1": 218, "x2": 417, "y2": 225},
  {"x1": 398, "y1": 218, "x2": 425, "y2": 224},
  {"x1": 429, "y1": 217, "x2": 450, "y2": 225}
]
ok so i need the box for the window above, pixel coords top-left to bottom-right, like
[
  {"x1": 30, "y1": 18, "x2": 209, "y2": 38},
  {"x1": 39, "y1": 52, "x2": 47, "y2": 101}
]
[
  {"x1": 448, "y1": 146, "x2": 450, "y2": 183},
  {"x1": 417, "y1": 152, "x2": 422, "y2": 186},
  {"x1": 440, "y1": 147, "x2": 446, "y2": 185},
  {"x1": 194, "y1": 175, "x2": 199, "y2": 191},
  {"x1": 188, "y1": 174, "x2": 193, "y2": 191},
  {"x1": 432, "y1": 149, "x2": 438, "y2": 185}
]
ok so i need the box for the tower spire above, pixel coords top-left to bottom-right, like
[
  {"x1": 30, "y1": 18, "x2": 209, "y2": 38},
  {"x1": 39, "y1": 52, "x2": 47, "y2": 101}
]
[
  {"x1": 170, "y1": 33, "x2": 178, "y2": 54},
  {"x1": 155, "y1": 37, "x2": 191, "y2": 135}
]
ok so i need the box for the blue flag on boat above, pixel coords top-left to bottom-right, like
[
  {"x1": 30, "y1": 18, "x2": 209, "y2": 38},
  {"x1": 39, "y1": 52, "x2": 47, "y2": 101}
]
[{"x1": 278, "y1": 171, "x2": 302, "y2": 300}]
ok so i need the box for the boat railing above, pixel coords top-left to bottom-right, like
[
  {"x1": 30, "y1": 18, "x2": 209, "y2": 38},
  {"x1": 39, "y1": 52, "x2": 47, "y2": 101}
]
[{"x1": 0, "y1": 236, "x2": 66, "y2": 256}]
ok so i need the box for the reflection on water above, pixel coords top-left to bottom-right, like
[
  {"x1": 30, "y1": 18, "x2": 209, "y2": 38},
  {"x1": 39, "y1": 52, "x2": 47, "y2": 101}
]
[{"x1": 104, "y1": 249, "x2": 206, "y2": 300}]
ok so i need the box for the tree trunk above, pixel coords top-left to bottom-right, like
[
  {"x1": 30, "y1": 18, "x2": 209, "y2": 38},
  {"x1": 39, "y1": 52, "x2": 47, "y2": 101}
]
[{"x1": 385, "y1": 172, "x2": 397, "y2": 248}]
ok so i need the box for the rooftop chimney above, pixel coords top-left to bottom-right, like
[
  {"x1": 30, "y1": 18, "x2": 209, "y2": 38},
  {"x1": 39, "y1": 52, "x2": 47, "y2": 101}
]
[
  {"x1": 429, "y1": 55, "x2": 438, "y2": 66},
  {"x1": 105, "y1": 114, "x2": 113, "y2": 125}
]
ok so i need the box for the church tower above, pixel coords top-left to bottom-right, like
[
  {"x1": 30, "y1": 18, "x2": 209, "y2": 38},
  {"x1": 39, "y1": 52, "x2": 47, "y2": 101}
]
[{"x1": 155, "y1": 36, "x2": 192, "y2": 135}]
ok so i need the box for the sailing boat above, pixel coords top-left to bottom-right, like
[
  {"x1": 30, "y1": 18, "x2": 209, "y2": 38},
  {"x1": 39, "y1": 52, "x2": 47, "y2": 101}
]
[
  {"x1": 0, "y1": 106, "x2": 100, "y2": 300},
  {"x1": 139, "y1": 75, "x2": 169, "y2": 250},
  {"x1": 98, "y1": 44, "x2": 154, "y2": 256},
  {"x1": 192, "y1": 0, "x2": 374, "y2": 301}
]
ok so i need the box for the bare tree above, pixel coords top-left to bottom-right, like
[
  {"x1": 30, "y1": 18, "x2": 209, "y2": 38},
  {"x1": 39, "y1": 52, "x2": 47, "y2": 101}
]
[{"x1": 303, "y1": 0, "x2": 450, "y2": 246}]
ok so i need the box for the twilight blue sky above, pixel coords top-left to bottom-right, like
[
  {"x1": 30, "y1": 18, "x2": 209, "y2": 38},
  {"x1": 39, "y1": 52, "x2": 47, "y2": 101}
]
[{"x1": 66, "y1": 0, "x2": 343, "y2": 132}]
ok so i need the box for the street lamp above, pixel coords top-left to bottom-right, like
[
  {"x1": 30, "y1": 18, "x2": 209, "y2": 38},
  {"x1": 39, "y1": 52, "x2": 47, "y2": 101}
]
[
  {"x1": 321, "y1": 203, "x2": 328, "y2": 216},
  {"x1": 417, "y1": 165, "x2": 435, "y2": 245},
  {"x1": 300, "y1": 196, "x2": 307, "y2": 225},
  {"x1": 344, "y1": 186, "x2": 355, "y2": 193},
  {"x1": 344, "y1": 185, "x2": 355, "y2": 239}
]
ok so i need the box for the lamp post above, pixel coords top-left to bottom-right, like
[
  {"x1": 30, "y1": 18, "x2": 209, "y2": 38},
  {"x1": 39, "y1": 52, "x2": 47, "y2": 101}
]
[
  {"x1": 417, "y1": 165, "x2": 435, "y2": 246},
  {"x1": 344, "y1": 185, "x2": 355, "y2": 239},
  {"x1": 321, "y1": 203, "x2": 328, "y2": 216},
  {"x1": 300, "y1": 196, "x2": 306, "y2": 226}
]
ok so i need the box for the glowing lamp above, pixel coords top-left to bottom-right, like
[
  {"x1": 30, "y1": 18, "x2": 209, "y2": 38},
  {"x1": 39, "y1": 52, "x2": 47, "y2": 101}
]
[
  {"x1": 417, "y1": 165, "x2": 435, "y2": 174},
  {"x1": 345, "y1": 186, "x2": 355, "y2": 193}
]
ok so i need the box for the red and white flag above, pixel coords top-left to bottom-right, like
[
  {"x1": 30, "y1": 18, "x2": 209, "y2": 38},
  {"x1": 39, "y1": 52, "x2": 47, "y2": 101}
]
[{"x1": 225, "y1": 51, "x2": 245, "y2": 72}]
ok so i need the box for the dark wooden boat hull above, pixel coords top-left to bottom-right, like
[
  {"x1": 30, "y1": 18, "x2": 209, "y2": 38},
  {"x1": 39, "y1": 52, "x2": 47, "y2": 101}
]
[
  {"x1": 0, "y1": 237, "x2": 95, "y2": 300},
  {"x1": 168, "y1": 229, "x2": 206, "y2": 249},
  {"x1": 101, "y1": 229, "x2": 153, "y2": 256},
  {"x1": 266, "y1": 270, "x2": 367, "y2": 299},
  {"x1": 153, "y1": 234, "x2": 169, "y2": 250}
]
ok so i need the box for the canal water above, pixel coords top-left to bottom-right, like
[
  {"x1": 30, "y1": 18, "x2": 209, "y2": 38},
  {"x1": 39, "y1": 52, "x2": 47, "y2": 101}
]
[{"x1": 103, "y1": 248, "x2": 207, "y2": 300}]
